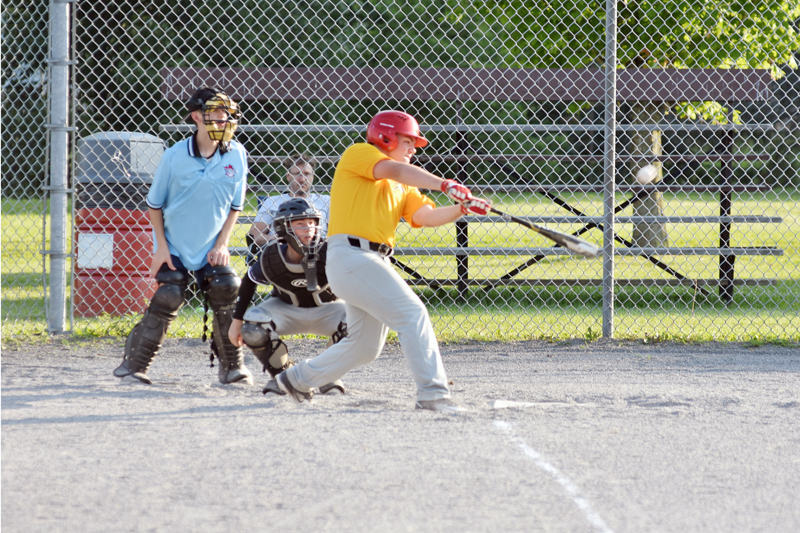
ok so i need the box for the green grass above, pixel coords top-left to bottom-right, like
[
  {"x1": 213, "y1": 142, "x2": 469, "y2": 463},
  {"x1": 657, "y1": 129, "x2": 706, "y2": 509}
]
[
  {"x1": 2, "y1": 198, "x2": 50, "y2": 336},
  {"x1": 2, "y1": 190, "x2": 799, "y2": 343}
]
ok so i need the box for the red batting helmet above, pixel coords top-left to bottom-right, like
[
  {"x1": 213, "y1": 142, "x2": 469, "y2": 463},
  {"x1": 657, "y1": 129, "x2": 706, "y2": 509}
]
[{"x1": 366, "y1": 110, "x2": 428, "y2": 151}]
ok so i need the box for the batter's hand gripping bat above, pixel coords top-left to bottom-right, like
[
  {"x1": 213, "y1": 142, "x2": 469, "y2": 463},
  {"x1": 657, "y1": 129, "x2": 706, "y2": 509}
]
[{"x1": 489, "y1": 207, "x2": 599, "y2": 258}]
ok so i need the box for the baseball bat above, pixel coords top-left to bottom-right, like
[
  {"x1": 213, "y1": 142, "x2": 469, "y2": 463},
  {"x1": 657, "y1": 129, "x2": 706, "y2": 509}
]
[{"x1": 489, "y1": 207, "x2": 599, "y2": 258}]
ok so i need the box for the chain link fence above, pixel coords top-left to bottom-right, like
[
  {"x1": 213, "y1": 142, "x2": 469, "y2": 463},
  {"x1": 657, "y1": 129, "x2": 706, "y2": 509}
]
[
  {"x1": 3, "y1": 1, "x2": 799, "y2": 341},
  {"x1": 2, "y1": 2, "x2": 51, "y2": 335}
]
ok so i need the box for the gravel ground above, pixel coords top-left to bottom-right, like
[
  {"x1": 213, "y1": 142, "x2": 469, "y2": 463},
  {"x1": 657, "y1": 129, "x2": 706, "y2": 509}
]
[{"x1": 2, "y1": 337, "x2": 799, "y2": 533}]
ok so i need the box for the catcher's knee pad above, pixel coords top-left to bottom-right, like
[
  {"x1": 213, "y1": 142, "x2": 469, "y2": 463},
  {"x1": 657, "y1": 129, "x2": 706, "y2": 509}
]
[
  {"x1": 241, "y1": 308, "x2": 290, "y2": 377},
  {"x1": 326, "y1": 320, "x2": 348, "y2": 348},
  {"x1": 113, "y1": 272, "x2": 187, "y2": 381},
  {"x1": 240, "y1": 321, "x2": 271, "y2": 348}
]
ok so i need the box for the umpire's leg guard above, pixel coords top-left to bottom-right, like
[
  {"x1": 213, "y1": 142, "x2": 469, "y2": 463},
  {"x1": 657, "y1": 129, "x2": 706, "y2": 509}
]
[
  {"x1": 205, "y1": 266, "x2": 253, "y2": 385},
  {"x1": 240, "y1": 307, "x2": 292, "y2": 378},
  {"x1": 113, "y1": 269, "x2": 186, "y2": 383}
]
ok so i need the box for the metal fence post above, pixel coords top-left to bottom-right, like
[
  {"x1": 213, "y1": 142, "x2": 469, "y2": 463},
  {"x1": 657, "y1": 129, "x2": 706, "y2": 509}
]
[
  {"x1": 46, "y1": 0, "x2": 72, "y2": 333},
  {"x1": 602, "y1": 0, "x2": 618, "y2": 338}
]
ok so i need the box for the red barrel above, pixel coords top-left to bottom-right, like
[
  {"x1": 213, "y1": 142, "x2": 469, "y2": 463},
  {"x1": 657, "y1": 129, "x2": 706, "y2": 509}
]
[
  {"x1": 72, "y1": 132, "x2": 165, "y2": 317},
  {"x1": 73, "y1": 207, "x2": 156, "y2": 317}
]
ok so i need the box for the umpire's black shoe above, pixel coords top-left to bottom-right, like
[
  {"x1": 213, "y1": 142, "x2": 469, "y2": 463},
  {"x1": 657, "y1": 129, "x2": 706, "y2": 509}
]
[
  {"x1": 276, "y1": 372, "x2": 314, "y2": 403},
  {"x1": 113, "y1": 361, "x2": 152, "y2": 385}
]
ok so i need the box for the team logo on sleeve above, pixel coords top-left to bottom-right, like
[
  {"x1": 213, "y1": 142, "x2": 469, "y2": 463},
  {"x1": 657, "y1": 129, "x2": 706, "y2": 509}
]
[{"x1": 224, "y1": 165, "x2": 236, "y2": 178}]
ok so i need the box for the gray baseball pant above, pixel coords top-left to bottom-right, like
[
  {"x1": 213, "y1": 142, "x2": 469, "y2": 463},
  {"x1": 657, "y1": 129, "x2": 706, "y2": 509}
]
[
  {"x1": 285, "y1": 234, "x2": 451, "y2": 401},
  {"x1": 245, "y1": 297, "x2": 346, "y2": 337}
]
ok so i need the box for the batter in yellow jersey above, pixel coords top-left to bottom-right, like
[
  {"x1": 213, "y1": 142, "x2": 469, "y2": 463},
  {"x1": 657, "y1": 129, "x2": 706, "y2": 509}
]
[
  {"x1": 278, "y1": 110, "x2": 492, "y2": 412},
  {"x1": 328, "y1": 143, "x2": 433, "y2": 247}
]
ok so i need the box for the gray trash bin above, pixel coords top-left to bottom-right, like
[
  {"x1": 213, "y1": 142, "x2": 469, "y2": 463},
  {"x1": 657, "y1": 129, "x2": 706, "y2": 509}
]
[{"x1": 75, "y1": 131, "x2": 166, "y2": 209}]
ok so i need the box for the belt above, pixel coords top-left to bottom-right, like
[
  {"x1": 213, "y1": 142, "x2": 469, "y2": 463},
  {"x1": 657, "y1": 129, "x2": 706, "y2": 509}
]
[{"x1": 348, "y1": 237, "x2": 393, "y2": 258}]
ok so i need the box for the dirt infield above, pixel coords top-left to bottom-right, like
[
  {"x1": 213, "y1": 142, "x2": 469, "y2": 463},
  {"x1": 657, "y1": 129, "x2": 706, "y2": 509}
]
[{"x1": 2, "y1": 337, "x2": 799, "y2": 532}]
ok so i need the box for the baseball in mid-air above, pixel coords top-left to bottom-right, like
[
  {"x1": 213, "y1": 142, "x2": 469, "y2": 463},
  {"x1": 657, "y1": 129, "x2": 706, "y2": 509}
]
[{"x1": 636, "y1": 164, "x2": 657, "y2": 185}]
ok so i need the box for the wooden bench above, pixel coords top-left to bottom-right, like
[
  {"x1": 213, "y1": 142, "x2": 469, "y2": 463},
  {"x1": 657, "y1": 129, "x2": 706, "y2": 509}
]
[{"x1": 159, "y1": 67, "x2": 782, "y2": 302}]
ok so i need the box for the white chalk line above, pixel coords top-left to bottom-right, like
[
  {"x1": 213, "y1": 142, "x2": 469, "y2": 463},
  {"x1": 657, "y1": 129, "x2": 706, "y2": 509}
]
[
  {"x1": 494, "y1": 420, "x2": 615, "y2": 533},
  {"x1": 488, "y1": 399, "x2": 597, "y2": 409}
]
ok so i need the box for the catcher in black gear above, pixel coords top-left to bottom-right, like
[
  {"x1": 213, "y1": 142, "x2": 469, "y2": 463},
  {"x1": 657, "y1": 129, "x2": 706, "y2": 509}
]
[{"x1": 229, "y1": 197, "x2": 347, "y2": 396}]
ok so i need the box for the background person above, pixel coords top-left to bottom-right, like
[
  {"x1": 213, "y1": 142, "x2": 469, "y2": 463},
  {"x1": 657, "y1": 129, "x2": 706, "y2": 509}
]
[
  {"x1": 276, "y1": 110, "x2": 492, "y2": 412},
  {"x1": 247, "y1": 154, "x2": 330, "y2": 258},
  {"x1": 229, "y1": 198, "x2": 347, "y2": 396},
  {"x1": 113, "y1": 87, "x2": 252, "y2": 386}
]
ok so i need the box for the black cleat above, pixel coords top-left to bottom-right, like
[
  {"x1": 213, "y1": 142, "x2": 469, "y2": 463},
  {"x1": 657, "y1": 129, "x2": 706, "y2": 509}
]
[
  {"x1": 276, "y1": 372, "x2": 313, "y2": 403},
  {"x1": 318, "y1": 380, "x2": 346, "y2": 395}
]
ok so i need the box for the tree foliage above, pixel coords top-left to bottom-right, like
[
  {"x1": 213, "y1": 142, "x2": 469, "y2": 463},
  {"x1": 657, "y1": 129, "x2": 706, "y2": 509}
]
[{"x1": 443, "y1": 1, "x2": 800, "y2": 73}]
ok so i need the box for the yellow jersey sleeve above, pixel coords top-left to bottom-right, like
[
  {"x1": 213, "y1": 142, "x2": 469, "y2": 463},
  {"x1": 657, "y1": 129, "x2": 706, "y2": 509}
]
[
  {"x1": 402, "y1": 186, "x2": 435, "y2": 228},
  {"x1": 327, "y1": 143, "x2": 434, "y2": 247}
]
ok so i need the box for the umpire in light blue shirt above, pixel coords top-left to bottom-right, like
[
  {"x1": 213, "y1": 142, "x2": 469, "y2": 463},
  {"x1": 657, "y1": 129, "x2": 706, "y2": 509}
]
[{"x1": 113, "y1": 87, "x2": 254, "y2": 386}]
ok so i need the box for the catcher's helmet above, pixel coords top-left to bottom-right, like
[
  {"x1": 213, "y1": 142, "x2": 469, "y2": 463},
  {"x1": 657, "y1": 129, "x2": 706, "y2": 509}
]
[
  {"x1": 273, "y1": 198, "x2": 323, "y2": 257},
  {"x1": 185, "y1": 87, "x2": 241, "y2": 151},
  {"x1": 366, "y1": 110, "x2": 427, "y2": 151}
]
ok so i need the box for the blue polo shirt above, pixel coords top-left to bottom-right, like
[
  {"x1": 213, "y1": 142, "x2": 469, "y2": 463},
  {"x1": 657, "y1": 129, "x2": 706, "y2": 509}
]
[{"x1": 146, "y1": 134, "x2": 247, "y2": 270}]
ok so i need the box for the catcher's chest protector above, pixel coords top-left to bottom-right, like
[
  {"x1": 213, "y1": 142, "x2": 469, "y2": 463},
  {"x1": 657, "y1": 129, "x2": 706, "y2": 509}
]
[{"x1": 259, "y1": 243, "x2": 338, "y2": 307}]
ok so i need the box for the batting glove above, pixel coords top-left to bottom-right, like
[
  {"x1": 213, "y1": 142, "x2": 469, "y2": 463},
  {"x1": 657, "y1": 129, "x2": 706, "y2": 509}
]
[
  {"x1": 460, "y1": 197, "x2": 492, "y2": 216},
  {"x1": 441, "y1": 179, "x2": 472, "y2": 204}
]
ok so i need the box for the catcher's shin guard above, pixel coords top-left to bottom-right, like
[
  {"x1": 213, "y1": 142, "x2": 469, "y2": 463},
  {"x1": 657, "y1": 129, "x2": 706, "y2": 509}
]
[
  {"x1": 326, "y1": 320, "x2": 348, "y2": 348},
  {"x1": 113, "y1": 270, "x2": 186, "y2": 383},
  {"x1": 317, "y1": 320, "x2": 348, "y2": 394},
  {"x1": 240, "y1": 308, "x2": 293, "y2": 378},
  {"x1": 205, "y1": 266, "x2": 253, "y2": 385}
]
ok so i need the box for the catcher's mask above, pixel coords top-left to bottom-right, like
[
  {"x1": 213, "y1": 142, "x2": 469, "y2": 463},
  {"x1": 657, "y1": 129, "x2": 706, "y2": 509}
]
[
  {"x1": 185, "y1": 87, "x2": 241, "y2": 151},
  {"x1": 272, "y1": 198, "x2": 324, "y2": 291},
  {"x1": 273, "y1": 198, "x2": 322, "y2": 257}
]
